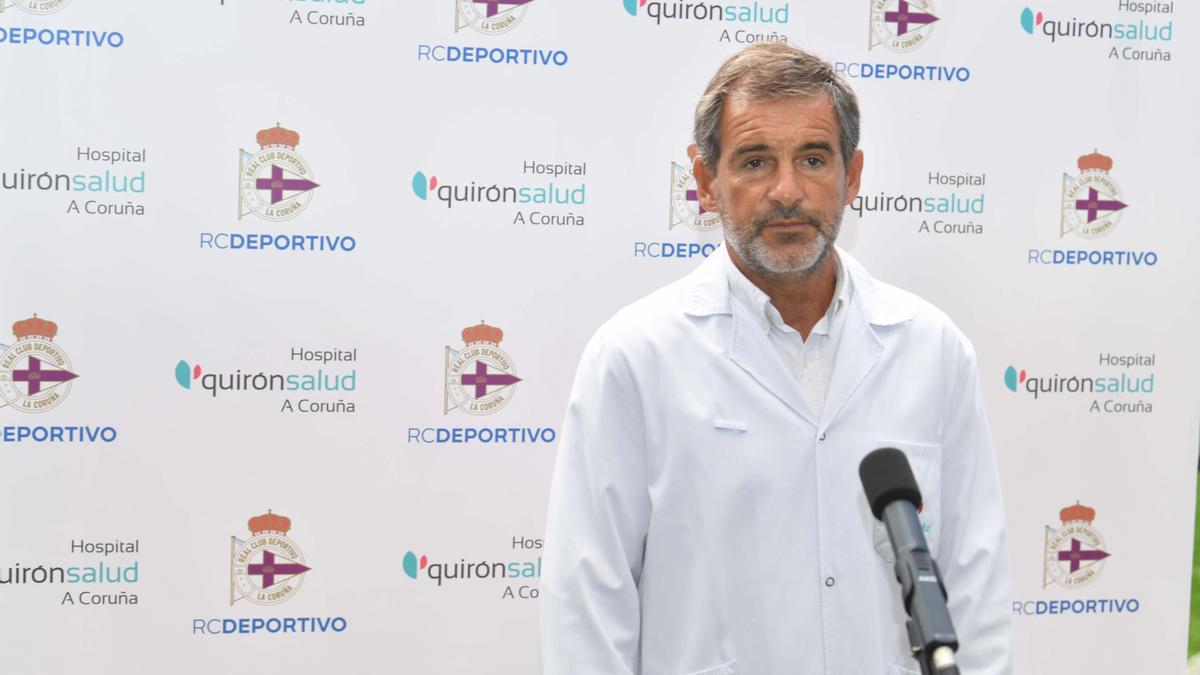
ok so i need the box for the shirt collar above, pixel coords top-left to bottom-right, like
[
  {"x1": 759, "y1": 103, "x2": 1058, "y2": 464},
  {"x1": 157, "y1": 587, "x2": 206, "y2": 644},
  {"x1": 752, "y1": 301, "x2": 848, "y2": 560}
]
[{"x1": 722, "y1": 246, "x2": 850, "y2": 337}]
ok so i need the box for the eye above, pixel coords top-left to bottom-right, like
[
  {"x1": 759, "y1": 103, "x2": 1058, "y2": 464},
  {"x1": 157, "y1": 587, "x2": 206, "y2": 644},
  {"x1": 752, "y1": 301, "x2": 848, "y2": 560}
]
[
  {"x1": 744, "y1": 158, "x2": 765, "y2": 170},
  {"x1": 802, "y1": 156, "x2": 825, "y2": 168}
]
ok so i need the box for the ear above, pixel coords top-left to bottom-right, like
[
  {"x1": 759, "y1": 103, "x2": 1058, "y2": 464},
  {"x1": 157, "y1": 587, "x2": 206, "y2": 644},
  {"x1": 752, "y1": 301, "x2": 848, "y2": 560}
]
[
  {"x1": 693, "y1": 155, "x2": 720, "y2": 214},
  {"x1": 843, "y1": 149, "x2": 864, "y2": 205}
]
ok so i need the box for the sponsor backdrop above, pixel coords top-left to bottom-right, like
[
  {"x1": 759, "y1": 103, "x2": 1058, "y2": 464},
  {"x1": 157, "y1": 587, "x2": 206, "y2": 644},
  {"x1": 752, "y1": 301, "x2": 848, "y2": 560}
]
[{"x1": 0, "y1": 0, "x2": 1197, "y2": 673}]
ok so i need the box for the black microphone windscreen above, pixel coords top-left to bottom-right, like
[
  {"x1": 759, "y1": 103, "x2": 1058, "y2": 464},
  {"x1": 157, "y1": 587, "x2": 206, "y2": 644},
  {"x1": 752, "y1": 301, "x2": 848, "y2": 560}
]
[{"x1": 859, "y1": 447, "x2": 923, "y2": 520}]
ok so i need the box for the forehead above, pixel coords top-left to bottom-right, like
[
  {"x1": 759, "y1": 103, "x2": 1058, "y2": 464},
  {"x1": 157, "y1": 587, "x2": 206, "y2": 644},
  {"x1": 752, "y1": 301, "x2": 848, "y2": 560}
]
[{"x1": 720, "y1": 94, "x2": 839, "y2": 152}]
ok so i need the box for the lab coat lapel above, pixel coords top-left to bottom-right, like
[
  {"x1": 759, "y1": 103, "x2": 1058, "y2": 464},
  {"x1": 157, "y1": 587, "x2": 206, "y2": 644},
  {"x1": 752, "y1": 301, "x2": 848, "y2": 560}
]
[
  {"x1": 727, "y1": 298, "x2": 816, "y2": 424},
  {"x1": 682, "y1": 244, "x2": 912, "y2": 426},
  {"x1": 682, "y1": 246, "x2": 815, "y2": 423},
  {"x1": 819, "y1": 295, "x2": 883, "y2": 432},
  {"x1": 818, "y1": 250, "x2": 915, "y2": 431}
]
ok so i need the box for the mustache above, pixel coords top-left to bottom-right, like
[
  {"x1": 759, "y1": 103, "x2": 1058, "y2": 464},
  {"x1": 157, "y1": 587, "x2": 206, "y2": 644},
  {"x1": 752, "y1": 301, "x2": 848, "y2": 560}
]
[{"x1": 750, "y1": 206, "x2": 829, "y2": 233}]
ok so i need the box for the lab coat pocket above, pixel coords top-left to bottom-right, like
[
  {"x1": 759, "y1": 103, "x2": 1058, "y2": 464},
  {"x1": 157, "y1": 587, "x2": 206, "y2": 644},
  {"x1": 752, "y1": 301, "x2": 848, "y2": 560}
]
[
  {"x1": 684, "y1": 660, "x2": 736, "y2": 675},
  {"x1": 871, "y1": 440, "x2": 942, "y2": 564}
]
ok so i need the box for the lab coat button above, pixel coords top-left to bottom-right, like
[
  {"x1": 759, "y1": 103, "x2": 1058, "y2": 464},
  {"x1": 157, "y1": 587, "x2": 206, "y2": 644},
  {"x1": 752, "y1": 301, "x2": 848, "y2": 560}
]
[
  {"x1": 818, "y1": 432, "x2": 827, "y2": 441},
  {"x1": 824, "y1": 577, "x2": 835, "y2": 587}
]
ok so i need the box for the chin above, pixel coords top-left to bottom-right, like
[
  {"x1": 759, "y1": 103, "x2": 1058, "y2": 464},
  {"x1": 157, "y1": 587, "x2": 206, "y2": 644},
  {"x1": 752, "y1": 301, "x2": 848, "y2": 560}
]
[{"x1": 758, "y1": 244, "x2": 832, "y2": 276}]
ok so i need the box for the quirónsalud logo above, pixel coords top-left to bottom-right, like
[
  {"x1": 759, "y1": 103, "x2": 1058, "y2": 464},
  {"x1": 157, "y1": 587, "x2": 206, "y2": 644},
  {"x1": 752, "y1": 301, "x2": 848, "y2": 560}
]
[
  {"x1": 403, "y1": 551, "x2": 428, "y2": 579},
  {"x1": 175, "y1": 360, "x2": 202, "y2": 389},
  {"x1": 411, "y1": 171, "x2": 437, "y2": 200},
  {"x1": 1020, "y1": 7, "x2": 1044, "y2": 34},
  {"x1": 1004, "y1": 366, "x2": 1027, "y2": 392},
  {"x1": 401, "y1": 548, "x2": 542, "y2": 589},
  {"x1": 623, "y1": 0, "x2": 787, "y2": 24}
]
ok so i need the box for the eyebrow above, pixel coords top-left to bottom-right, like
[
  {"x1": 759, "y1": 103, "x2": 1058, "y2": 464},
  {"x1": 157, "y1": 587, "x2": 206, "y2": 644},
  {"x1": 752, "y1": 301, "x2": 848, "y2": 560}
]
[
  {"x1": 731, "y1": 143, "x2": 770, "y2": 158},
  {"x1": 731, "y1": 141, "x2": 836, "y2": 158},
  {"x1": 797, "y1": 141, "x2": 835, "y2": 154}
]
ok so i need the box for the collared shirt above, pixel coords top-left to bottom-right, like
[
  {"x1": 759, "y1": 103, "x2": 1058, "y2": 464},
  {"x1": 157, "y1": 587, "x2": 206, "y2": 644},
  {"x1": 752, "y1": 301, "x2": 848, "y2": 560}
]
[{"x1": 721, "y1": 246, "x2": 853, "y2": 422}]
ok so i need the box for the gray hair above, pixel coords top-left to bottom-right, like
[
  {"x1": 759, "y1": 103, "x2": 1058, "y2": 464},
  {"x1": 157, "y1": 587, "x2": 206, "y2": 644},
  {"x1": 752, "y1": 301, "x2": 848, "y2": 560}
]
[{"x1": 693, "y1": 43, "x2": 861, "y2": 173}]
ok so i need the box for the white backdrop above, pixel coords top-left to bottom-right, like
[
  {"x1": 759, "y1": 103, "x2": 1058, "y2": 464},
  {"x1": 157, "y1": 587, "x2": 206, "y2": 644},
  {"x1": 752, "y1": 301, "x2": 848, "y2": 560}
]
[{"x1": 1, "y1": 0, "x2": 1198, "y2": 673}]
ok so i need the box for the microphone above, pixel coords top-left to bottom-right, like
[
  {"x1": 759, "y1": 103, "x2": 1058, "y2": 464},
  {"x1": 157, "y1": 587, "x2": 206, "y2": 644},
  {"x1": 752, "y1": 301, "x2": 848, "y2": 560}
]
[{"x1": 859, "y1": 448, "x2": 961, "y2": 675}]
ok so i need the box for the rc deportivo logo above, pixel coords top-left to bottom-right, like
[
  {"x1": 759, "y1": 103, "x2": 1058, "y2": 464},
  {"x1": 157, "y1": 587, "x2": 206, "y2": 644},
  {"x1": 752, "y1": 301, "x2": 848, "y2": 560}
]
[
  {"x1": 1020, "y1": 7, "x2": 1044, "y2": 34},
  {"x1": 0, "y1": 0, "x2": 71, "y2": 14},
  {"x1": 1044, "y1": 502, "x2": 1110, "y2": 589},
  {"x1": 669, "y1": 161, "x2": 720, "y2": 231},
  {"x1": 1061, "y1": 150, "x2": 1128, "y2": 239},
  {"x1": 455, "y1": 0, "x2": 533, "y2": 34},
  {"x1": 444, "y1": 321, "x2": 522, "y2": 416},
  {"x1": 238, "y1": 124, "x2": 320, "y2": 222},
  {"x1": 230, "y1": 511, "x2": 312, "y2": 606},
  {"x1": 869, "y1": 0, "x2": 939, "y2": 52},
  {"x1": 0, "y1": 315, "x2": 79, "y2": 413}
]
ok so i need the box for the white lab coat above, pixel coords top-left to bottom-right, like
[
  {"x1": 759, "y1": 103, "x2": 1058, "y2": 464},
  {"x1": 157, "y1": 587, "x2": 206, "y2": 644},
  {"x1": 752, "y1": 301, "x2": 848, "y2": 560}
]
[{"x1": 541, "y1": 247, "x2": 1013, "y2": 675}]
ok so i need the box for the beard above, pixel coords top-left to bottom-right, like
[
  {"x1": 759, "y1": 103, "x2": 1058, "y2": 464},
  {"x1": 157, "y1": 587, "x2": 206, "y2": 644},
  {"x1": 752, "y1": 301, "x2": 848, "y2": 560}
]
[{"x1": 722, "y1": 203, "x2": 843, "y2": 278}]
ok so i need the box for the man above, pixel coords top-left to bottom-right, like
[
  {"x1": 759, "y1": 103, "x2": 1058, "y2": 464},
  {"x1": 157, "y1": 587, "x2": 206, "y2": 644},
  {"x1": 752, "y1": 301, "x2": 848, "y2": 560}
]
[{"x1": 541, "y1": 43, "x2": 1012, "y2": 675}]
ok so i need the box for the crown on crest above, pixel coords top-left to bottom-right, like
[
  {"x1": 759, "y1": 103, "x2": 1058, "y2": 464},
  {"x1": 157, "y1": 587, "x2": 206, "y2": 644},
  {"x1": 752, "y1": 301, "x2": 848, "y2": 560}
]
[
  {"x1": 1060, "y1": 501, "x2": 1096, "y2": 524},
  {"x1": 1077, "y1": 150, "x2": 1113, "y2": 173},
  {"x1": 462, "y1": 321, "x2": 503, "y2": 345},
  {"x1": 248, "y1": 510, "x2": 292, "y2": 536},
  {"x1": 256, "y1": 124, "x2": 300, "y2": 150},
  {"x1": 12, "y1": 314, "x2": 57, "y2": 341}
]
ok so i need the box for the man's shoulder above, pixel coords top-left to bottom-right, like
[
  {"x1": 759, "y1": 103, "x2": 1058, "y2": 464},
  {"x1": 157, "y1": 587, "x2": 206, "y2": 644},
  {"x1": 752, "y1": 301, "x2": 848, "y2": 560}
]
[
  {"x1": 580, "y1": 250, "x2": 735, "y2": 373},
  {"x1": 850, "y1": 257, "x2": 976, "y2": 361},
  {"x1": 591, "y1": 274, "x2": 698, "y2": 352}
]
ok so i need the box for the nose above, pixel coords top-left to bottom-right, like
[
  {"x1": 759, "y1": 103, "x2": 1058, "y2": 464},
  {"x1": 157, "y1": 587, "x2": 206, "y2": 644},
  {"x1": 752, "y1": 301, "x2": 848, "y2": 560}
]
[{"x1": 766, "y1": 161, "x2": 806, "y2": 208}]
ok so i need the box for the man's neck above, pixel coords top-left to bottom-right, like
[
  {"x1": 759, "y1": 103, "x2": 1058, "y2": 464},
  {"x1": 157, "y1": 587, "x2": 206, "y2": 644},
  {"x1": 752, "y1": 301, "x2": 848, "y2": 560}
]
[{"x1": 728, "y1": 246, "x2": 838, "y2": 340}]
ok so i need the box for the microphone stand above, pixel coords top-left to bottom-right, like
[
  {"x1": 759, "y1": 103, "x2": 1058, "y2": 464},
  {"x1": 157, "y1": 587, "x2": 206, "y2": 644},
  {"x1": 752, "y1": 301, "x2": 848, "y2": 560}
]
[{"x1": 885, "y1": 501, "x2": 960, "y2": 675}]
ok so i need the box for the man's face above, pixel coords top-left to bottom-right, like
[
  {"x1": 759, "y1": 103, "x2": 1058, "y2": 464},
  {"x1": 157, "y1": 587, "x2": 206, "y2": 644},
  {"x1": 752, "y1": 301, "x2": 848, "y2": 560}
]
[{"x1": 694, "y1": 94, "x2": 864, "y2": 278}]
